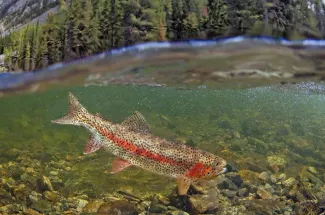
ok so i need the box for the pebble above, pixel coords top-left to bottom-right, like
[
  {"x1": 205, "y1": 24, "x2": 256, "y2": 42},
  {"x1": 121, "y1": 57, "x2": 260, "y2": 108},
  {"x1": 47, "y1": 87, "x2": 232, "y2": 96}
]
[
  {"x1": 65, "y1": 167, "x2": 72, "y2": 172},
  {"x1": 283, "y1": 177, "x2": 297, "y2": 187},
  {"x1": 31, "y1": 200, "x2": 52, "y2": 213},
  {"x1": 237, "y1": 188, "x2": 248, "y2": 197},
  {"x1": 226, "y1": 172, "x2": 243, "y2": 187},
  {"x1": 278, "y1": 173, "x2": 286, "y2": 181},
  {"x1": 75, "y1": 198, "x2": 89, "y2": 211},
  {"x1": 97, "y1": 200, "x2": 137, "y2": 215},
  {"x1": 308, "y1": 166, "x2": 318, "y2": 174},
  {"x1": 189, "y1": 194, "x2": 219, "y2": 214},
  {"x1": 149, "y1": 204, "x2": 168, "y2": 213},
  {"x1": 49, "y1": 171, "x2": 59, "y2": 176},
  {"x1": 270, "y1": 174, "x2": 277, "y2": 184},
  {"x1": 25, "y1": 167, "x2": 35, "y2": 174},
  {"x1": 169, "y1": 211, "x2": 190, "y2": 215},
  {"x1": 167, "y1": 206, "x2": 179, "y2": 210},
  {"x1": 83, "y1": 199, "x2": 104, "y2": 213},
  {"x1": 264, "y1": 183, "x2": 274, "y2": 193},
  {"x1": 238, "y1": 170, "x2": 259, "y2": 183},
  {"x1": 222, "y1": 189, "x2": 237, "y2": 198},
  {"x1": 256, "y1": 188, "x2": 272, "y2": 199},
  {"x1": 43, "y1": 191, "x2": 60, "y2": 202},
  {"x1": 36, "y1": 176, "x2": 53, "y2": 192},
  {"x1": 157, "y1": 194, "x2": 170, "y2": 205},
  {"x1": 29, "y1": 191, "x2": 42, "y2": 203},
  {"x1": 258, "y1": 172, "x2": 269, "y2": 182},
  {"x1": 217, "y1": 176, "x2": 238, "y2": 190},
  {"x1": 23, "y1": 208, "x2": 42, "y2": 215}
]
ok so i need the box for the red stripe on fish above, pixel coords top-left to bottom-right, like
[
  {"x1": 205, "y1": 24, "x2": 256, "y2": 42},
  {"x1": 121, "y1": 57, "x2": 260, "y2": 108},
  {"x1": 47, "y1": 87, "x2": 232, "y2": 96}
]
[{"x1": 94, "y1": 125, "x2": 184, "y2": 166}]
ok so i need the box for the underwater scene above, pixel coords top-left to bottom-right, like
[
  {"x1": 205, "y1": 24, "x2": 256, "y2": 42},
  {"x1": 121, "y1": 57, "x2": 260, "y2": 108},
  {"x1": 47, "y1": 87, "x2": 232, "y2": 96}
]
[{"x1": 1, "y1": 39, "x2": 325, "y2": 215}]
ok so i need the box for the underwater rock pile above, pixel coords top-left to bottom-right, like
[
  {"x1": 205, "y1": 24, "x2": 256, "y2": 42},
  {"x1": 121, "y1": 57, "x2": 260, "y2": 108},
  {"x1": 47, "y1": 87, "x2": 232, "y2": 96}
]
[{"x1": 0, "y1": 146, "x2": 324, "y2": 215}]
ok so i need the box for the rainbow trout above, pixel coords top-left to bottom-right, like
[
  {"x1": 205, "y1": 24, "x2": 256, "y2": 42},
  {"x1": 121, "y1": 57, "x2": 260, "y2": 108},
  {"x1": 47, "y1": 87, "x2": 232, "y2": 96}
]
[{"x1": 52, "y1": 93, "x2": 227, "y2": 195}]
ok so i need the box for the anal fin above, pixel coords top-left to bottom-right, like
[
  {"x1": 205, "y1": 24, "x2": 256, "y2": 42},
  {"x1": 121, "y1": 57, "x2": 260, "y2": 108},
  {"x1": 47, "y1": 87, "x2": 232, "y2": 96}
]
[
  {"x1": 176, "y1": 177, "x2": 191, "y2": 195},
  {"x1": 111, "y1": 157, "x2": 133, "y2": 173},
  {"x1": 83, "y1": 135, "x2": 104, "y2": 154}
]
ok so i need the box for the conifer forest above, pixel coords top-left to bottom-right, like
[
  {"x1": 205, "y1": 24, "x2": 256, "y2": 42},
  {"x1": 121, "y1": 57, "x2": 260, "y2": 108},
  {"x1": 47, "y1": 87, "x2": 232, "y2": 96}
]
[{"x1": 1, "y1": 0, "x2": 325, "y2": 72}]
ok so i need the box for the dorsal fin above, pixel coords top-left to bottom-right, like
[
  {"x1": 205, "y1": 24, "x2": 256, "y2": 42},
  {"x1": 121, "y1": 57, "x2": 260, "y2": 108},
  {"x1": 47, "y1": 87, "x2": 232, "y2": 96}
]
[
  {"x1": 95, "y1": 112, "x2": 104, "y2": 119},
  {"x1": 121, "y1": 111, "x2": 151, "y2": 134}
]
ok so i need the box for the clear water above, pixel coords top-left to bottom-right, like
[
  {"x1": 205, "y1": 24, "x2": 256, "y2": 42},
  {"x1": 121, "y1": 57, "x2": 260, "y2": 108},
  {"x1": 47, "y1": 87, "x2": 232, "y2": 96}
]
[{"x1": 1, "y1": 38, "x2": 325, "y2": 215}]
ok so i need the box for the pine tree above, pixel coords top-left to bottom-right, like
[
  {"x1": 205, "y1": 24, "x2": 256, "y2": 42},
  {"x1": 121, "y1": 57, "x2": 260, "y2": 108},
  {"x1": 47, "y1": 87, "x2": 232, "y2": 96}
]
[
  {"x1": 110, "y1": 0, "x2": 124, "y2": 48},
  {"x1": 99, "y1": 0, "x2": 111, "y2": 50},
  {"x1": 70, "y1": 0, "x2": 83, "y2": 57},
  {"x1": 24, "y1": 42, "x2": 30, "y2": 71},
  {"x1": 30, "y1": 22, "x2": 42, "y2": 71},
  {"x1": 3, "y1": 47, "x2": 13, "y2": 71},
  {"x1": 206, "y1": 0, "x2": 229, "y2": 36}
]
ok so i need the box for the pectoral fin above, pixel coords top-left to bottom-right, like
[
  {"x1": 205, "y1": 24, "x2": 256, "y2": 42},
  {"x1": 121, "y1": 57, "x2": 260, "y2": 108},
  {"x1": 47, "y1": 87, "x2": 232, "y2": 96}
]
[
  {"x1": 111, "y1": 157, "x2": 133, "y2": 173},
  {"x1": 83, "y1": 135, "x2": 104, "y2": 154},
  {"x1": 176, "y1": 177, "x2": 191, "y2": 195}
]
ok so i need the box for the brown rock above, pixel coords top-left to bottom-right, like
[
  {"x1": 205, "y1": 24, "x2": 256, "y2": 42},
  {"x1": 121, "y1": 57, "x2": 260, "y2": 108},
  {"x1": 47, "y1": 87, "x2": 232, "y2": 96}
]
[
  {"x1": 23, "y1": 208, "x2": 42, "y2": 215},
  {"x1": 83, "y1": 199, "x2": 104, "y2": 213},
  {"x1": 36, "y1": 176, "x2": 53, "y2": 192},
  {"x1": 238, "y1": 170, "x2": 259, "y2": 183},
  {"x1": 97, "y1": 200, "x2": 137, "y2": 215},
  {"x1": 258, "y1": 172, "x2": 269, "y2": 182},
  {"x1": 189, "y1": 192, "x2": 219, "y2": 214},
  {"x1": 257, "y1": 188, "x2": 272, "y2": 199}
]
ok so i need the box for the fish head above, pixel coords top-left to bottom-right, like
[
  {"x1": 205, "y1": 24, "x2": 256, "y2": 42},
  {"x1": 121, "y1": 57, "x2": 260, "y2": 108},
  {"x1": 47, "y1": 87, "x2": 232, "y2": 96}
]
[
  {"x1": 202, "y1": 157, "x2": 227, "y2": 180},
  {"x1": 186, "y1": 157, "x2": 227, "y2": 180}
]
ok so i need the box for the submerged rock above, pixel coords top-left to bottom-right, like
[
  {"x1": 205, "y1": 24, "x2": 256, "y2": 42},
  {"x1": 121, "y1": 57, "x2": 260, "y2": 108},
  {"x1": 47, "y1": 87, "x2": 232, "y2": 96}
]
[
  {"x1": 83, "y1": 199, "x2": 104, "y2": 213},
  {"x1": 221, "y1": 189, "x2": 237, "y2": 199},
  {"x1": 23, "y1": 208, "x2": 42, "y2": 215},
  {"x1": 307, "y1": 166, "x2": 318, "y2": 174},
  {"x1": 43, "y1": 191, "x2": 61, "y2": 202},
  {"x1": 168, "y1": 210, "x2": 190, "y2": 215},
  {"x1": 257, "y1": 188, "x2": 272, "y2": 199},
  {"x1": 267, "y1": 155, "x2": 287, "y2": 173},
  {"x1": 217, "y1": 176, "x2": 238, "y2": 190},
  {"x1": 258, "y1": 172, "x2": 270, "y2": 182},
  {"x1": 283, "y1": 177, "x2": 297, "y2": 187},
  {"x1": 270, "y1": 174, "x2": 277, "y2": 184},
  {"x1": 189, "y1": 193, "x2": 219, "y2": 214},
  {"x1": 157, "y1": 194, "x2": 170, "y2": 205},
  {"x1": 238, "y1": 170, "x2": 259, "y2": 183},
  {"x1": 36, "y1": 176, "x2": 53, "y2": 192},
  {"x1": 226, "y1": 172, "x2": 243, "y2": 188},
  {"x1": 31, "y1": 200, "x2": 52, "y2": 213},
  {"x1": 149, "y1": 204, "x2": 168, "y2": 213},
  {"x1": 277, "y1": 173, "x2": 286, "y2": 181},
  {"x1": 28, "y1": 191, "x2": 41, "y2": 204},
  {"x1": 13, "y1": 183, "x2": 31, "y2": 202},
  {"x1": 97, "y1": 200, "x2": 137, "y2": 215},
  {"x1": 0, "y1": 204, "x2": 22, "y2": 214},
  {"x1": 237, "y1": 188, "x2": 248, "y2": 197},
  {"x1": 218, "y1": 205, "x2": 246, "y2": 215}
]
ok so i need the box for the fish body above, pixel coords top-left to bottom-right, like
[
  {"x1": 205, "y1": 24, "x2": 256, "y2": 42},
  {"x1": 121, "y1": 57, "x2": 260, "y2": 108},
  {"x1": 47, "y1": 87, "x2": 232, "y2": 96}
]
[{"x1": 52, "y1": 93, "x2": 227, "y2": 195}]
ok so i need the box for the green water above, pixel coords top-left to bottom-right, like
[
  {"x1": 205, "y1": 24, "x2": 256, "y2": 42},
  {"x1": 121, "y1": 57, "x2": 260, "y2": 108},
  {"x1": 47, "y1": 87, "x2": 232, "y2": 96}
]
[{"x1": 1, "y1": 84, "x2": 325, "y2": 214}]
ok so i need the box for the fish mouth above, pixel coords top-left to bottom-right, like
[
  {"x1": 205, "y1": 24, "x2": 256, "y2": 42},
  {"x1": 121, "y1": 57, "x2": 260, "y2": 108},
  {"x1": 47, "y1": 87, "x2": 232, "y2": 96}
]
[{"x1": 218, "y1": 167, "x2": 227, "y2": 175}]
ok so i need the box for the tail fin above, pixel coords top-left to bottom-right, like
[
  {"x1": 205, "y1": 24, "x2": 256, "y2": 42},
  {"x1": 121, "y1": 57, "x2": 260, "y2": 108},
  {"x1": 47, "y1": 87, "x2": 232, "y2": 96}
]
[{"x1": 51, "y1": 92, "x2": 88, "y2": 125}]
